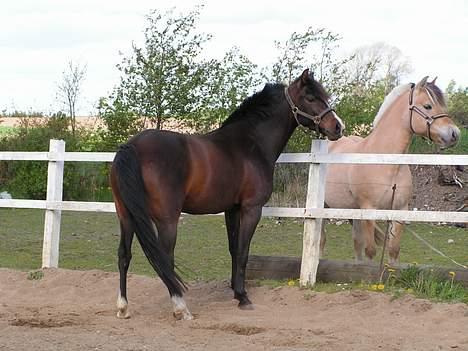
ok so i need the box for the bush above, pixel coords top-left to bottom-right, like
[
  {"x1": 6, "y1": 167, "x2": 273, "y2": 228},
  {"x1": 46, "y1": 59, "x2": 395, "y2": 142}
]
[{"x1": 0, "y1": 117, "x2": 112, "y2": 201}]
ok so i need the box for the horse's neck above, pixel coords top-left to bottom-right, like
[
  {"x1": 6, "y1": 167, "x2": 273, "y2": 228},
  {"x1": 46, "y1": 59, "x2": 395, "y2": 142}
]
[
  {"x1": 219, "y1": 103, "x2": 297, "y2": 164},
  {"x1": 364, "y1": 98, "x2": 413, "y2": 154},
  {"x1": 254, "y1": 104, "x2": 297, "y2": 163}
]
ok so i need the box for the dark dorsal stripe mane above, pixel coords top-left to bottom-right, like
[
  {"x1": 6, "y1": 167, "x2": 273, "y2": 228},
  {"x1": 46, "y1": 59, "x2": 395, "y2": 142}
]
[
  {"x1": 221, "y1": 77, "x2": 331, "y2": 128},
  {"x1": 425, "y1": 82, "x2": 447, "y2": 108},
  {"x1": 221, "y1": 83, "x2": 286, "y2": 127}
]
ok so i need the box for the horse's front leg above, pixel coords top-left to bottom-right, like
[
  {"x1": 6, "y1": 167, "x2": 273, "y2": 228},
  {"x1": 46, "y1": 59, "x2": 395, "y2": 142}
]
[
  {"x1": 233, "y1": 205, "x2": 262, "y2": 309},
  {"x1": 225, "y1": 206, "x2": 241, "y2": 289}
]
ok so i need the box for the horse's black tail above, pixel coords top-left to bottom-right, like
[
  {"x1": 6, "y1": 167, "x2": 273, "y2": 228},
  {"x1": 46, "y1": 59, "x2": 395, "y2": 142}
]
[{"x1": 112, "y1": 144, "x2": 186, "y2": 296}]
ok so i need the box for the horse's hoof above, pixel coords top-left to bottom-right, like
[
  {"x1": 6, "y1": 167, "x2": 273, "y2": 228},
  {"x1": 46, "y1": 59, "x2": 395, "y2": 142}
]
[
  {"x1": 117, "y1": 309, "x2": 130, "y2": 319},
  {"x1": 173, "y1": 311, "x2": 194, "y2": 321},
  {"x1": 238, "y1": 303, "x2": 254, "y2": 310}
]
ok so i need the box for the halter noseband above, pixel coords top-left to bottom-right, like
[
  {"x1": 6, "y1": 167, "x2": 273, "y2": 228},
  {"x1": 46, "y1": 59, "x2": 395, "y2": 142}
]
[
  {"x1": 408, "y1": 83, "x2": 449, "y2": 142},
  {"x1": 284, "y1": 87, "x2": 335, "y2": 135}
]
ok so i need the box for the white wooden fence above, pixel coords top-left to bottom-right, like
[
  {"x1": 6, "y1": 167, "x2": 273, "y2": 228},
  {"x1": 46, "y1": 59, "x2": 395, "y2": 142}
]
[{"x1": 0, "y1": 139, "x2": 467, "y2": 286}]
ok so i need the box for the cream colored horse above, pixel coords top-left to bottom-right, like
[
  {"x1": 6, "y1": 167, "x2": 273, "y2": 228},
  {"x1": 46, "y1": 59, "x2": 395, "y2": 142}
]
[{"x1": 322, "y1": 77, "x2": 460, "y2": 264}]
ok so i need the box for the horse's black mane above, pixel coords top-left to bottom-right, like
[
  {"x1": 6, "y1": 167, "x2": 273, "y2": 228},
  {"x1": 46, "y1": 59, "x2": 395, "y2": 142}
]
[
  {"x1": 221, "y1": 83, "x2": 286, "y2": 127},
  {"x1": 221, "y1": 76, "x2": 331, "y2": 128}
]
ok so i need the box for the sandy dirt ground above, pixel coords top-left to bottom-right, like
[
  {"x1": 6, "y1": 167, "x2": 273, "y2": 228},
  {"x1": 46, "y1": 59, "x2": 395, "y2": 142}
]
[{"x1": 0, "y1": 269, "x2": 467, "y2": 351}]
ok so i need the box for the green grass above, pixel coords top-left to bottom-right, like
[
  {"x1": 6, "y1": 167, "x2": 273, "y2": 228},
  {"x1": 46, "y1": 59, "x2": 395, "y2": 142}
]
[
  {"x1": 1, "y1": 209, "x2": 466, "y2": 280},
  {"x1": 1, "y1": 209, "x2": 466, "y2": 303},
  {"x1": 388, "y1": 265, "x2": 467, "y2": 303},
  {"x1": 0, "y1": 125, "x2": 18, "y2": 138}
]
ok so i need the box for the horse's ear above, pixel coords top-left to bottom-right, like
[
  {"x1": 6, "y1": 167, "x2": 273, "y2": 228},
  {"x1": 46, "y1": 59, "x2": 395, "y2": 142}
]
[
  {"x1": 431, "y1": 76, "x2": 438, "y2": 85},
  {"x1": 416, "y1": 76, "x2": 429, "y2": 89},
  {"x1": 301, "y1": 69, "x2": 311, "y2": 84}
]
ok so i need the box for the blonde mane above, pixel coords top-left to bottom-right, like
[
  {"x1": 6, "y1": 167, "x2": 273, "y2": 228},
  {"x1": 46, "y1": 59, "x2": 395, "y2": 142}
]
[{"x1": 373, "y1": 84, "x2": 412, "y2": 128}]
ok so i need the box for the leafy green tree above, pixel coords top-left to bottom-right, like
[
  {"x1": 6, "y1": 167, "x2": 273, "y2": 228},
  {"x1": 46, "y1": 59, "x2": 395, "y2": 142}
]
[
  {"x1": 191, "y1": 47, "x2": 261, "y2": 131},
  {"x1": 111, "y1": 6, "x2": 213, "y2": 130},
  {"x1": 446, "y1": 80, "x2": 468, "y2": 128}
]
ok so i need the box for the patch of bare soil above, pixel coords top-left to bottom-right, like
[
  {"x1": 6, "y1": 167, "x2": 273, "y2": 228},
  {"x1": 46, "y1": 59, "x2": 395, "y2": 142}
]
[
  {"x1": 0, "y1": 269, "x2": 467, "y2": 351},
  {"x1": 410, "y1": 165, "x2": 467, "y2": 213}
]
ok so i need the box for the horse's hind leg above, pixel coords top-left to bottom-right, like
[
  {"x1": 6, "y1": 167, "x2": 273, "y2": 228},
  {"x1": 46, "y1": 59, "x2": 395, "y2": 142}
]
[
  {"x1": 319, "y1": 220, "x2": 327, "y2": 257},
  {"x1": 388, "y1": 221, "x2": 404, "y2": 265},
  {"x1": 154, "y1": 219, "x2": 193, "y2": 321},
  {"x1": 352, "y1": 220, "x2": 365, "y2": 261},
  {"x1": 117, "y1": 219, "x2": 134, "y2": 319},
  {"x1": 361, "y1": 219, "x2": 377, "y2": 260}
]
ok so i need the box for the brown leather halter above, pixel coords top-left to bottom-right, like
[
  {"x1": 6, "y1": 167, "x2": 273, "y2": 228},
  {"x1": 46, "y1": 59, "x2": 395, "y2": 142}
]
[
  {"x1": 408, "y1": 83, "x2": 449, "y2": 141},
  {"x1": 284, "y1": 87, "x2": 335, "y2": 135}
]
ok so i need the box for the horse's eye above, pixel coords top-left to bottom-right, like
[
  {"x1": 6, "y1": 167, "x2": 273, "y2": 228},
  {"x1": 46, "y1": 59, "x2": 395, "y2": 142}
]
[
  {"x1": 305, "y1": 96, "x2": 315, "y2": 102},
  {"x1": 423, "y1": 104, "x2": 432, "y2": 110}
]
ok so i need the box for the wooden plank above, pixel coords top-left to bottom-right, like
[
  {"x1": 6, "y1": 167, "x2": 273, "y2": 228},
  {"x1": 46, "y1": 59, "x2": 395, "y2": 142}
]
[
  {"x1": 63, "y1": 152, "x2": 115, "y2": 162},
  {"x1": 42, "y1": 140, "x2": 65, "y2": 268},
  {"x1": 246, "y1": 255, "x2": 468, "y2": 287},
  {"x1": 314, "y1": 153, "x2": 468, "y2": 166},
  {"x1": 50, "y1": 201, "x2": 116, "y2": 212},
  {"x1": 2, "y1": 151, "x2": 466, "y2": 166},
  {"x1": 0, "y1": 152, "x2": 49, "y2": 161},
  {"x1": 0, "y1": 200, "x2": 465, "y2": 223},
  {"x1": 277, "y1": 153, "x2": 313, "y2": 163},
  {"x1": 300, "y1": 140, "x2": 327, "y2": 287},
  {"x1": 0, "y1": 199, "x2": 47, "y2": 209},
  {"x1": 307, "y1": 208, "x2": 468, "y2": 223}
]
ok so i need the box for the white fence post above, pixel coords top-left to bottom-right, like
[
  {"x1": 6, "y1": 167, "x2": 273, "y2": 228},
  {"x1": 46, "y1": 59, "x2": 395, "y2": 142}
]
[
  {"x1": 300, "y1": 139, "x2": 328, "y2": 287},
  {"x1": 42, "y1": 139, "x2": 65, "y2": 268}
]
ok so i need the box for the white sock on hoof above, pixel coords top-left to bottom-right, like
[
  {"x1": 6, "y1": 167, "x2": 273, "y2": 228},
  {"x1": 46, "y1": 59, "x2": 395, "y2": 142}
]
[
  {"x1": 117, "y1": 292, "x2": 130, "y2": 319},
  {"x1": 172, "y1": 295, "x2": 193, "y2": 320}
]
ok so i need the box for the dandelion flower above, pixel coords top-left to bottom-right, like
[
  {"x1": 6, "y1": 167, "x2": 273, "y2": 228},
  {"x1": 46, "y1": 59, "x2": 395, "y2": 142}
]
[
  {"x1": 377, "y1": 284, "x2": 385, "y2": 290},
  {"x1": 287, "y1": 280, "x2": 296, "y2": 286},
  {"x1": 448, "y1": 271, "x2": 456, "y2": 278}
]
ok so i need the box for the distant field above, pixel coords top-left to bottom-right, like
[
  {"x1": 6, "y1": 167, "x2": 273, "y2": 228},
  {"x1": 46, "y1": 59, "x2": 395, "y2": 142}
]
[
  {"x1": 0, "y1": 125, "x2": 18, "y2": 137},
  {"x1": 0, "y1": 209, "x2": 466, "y2": 280}
]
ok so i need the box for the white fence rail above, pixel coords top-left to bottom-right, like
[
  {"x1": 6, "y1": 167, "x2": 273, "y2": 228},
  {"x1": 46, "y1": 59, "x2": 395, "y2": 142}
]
[{"x1": 0, "y1": 140, "x2": 467, "y2": 286}]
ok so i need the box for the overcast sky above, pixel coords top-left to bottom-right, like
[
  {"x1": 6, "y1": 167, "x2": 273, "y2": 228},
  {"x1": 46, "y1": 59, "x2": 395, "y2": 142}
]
[{"x1": 1, "y1": 0, "x2": 467, "y2": 115}]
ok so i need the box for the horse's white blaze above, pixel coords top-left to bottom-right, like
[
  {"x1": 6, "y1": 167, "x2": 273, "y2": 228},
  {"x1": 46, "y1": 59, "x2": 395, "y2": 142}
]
[
  {"x1": 117, "y1": 291, "x2": 130, "y2": 319},
  {"x1": 172, "y1": 295, "x2": 193, "y2": 320},
  {"x1": 333, "y1": 111, "x2": 345, "y2": 131}
]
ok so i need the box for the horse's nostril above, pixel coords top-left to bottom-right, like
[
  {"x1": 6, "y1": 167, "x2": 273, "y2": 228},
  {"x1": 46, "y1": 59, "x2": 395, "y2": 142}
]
[
  {"x1": 336, "y1": 123, "x2": 342, "y2": 134},
  {"x1": 452, "y1": 130, "x2": 459, "y2": 141}
]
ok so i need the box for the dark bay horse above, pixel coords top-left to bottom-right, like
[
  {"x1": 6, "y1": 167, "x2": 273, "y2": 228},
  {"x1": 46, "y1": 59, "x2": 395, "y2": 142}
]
[{"x1": 110, "y1": 69, "x2": 344, "y2": 320}]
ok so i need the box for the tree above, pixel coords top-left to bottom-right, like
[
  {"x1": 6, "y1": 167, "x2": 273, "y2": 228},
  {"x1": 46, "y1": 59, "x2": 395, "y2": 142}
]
[
  {"x1": 266, "y1": 27, "x2": 351, "y2": 151},
  {"x1": 192, "y1": 47, "x2": 261, "y2": 131},
  {"x1": 345, "y1": 42, "x2": 412, "y2": 94},
  {"x1": 446, "y1": 80, "x2": 468, "y2": 127},
  {"x1": 333, "y1": 42, "x2": 413, "y2": 134},
  {"x1": 112, "y1": 6, "x2": 213, "y2": 130},
  {"x1": 57, "y1": 61, "x2": 87, "y2": 135}
]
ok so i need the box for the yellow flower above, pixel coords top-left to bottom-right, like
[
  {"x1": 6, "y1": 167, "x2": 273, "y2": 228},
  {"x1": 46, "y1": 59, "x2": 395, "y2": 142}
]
[
  {"x1": 411, "y1": 262, "x2": 418, "y2": 265},
  {"x1": 287, "y1": 280, "x2": 296, "y2": 286},
  {"x1": 387, "y1": 268, "x2": 396, "y2": 273},
  {"x1": 377, "y1": 284, "x2": 385, "y2": 290},
  {"x1": 448, "y1": 271, "x2": 456, "y2": 278},
  {"x1": 406, "y1": 288, "x2": 414, "y2": 293},
  {"x1": 370, "y1": 284, "x2": 378, "y2": 291}
]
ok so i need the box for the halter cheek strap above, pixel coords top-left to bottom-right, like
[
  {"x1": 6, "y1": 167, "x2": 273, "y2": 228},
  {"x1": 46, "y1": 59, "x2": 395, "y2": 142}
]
[
  {"x1": 408, "y1": 83, "x2": 449, "y2": 142},
  {"x1": 284, "y1": 87, "x2": 335, "y2": 135}
]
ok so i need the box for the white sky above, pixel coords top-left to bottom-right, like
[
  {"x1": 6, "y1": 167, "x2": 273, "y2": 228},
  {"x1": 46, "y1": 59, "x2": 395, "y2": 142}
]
[{"x1": 1, "y1": 0, "x2": 467, "y2": 115}]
